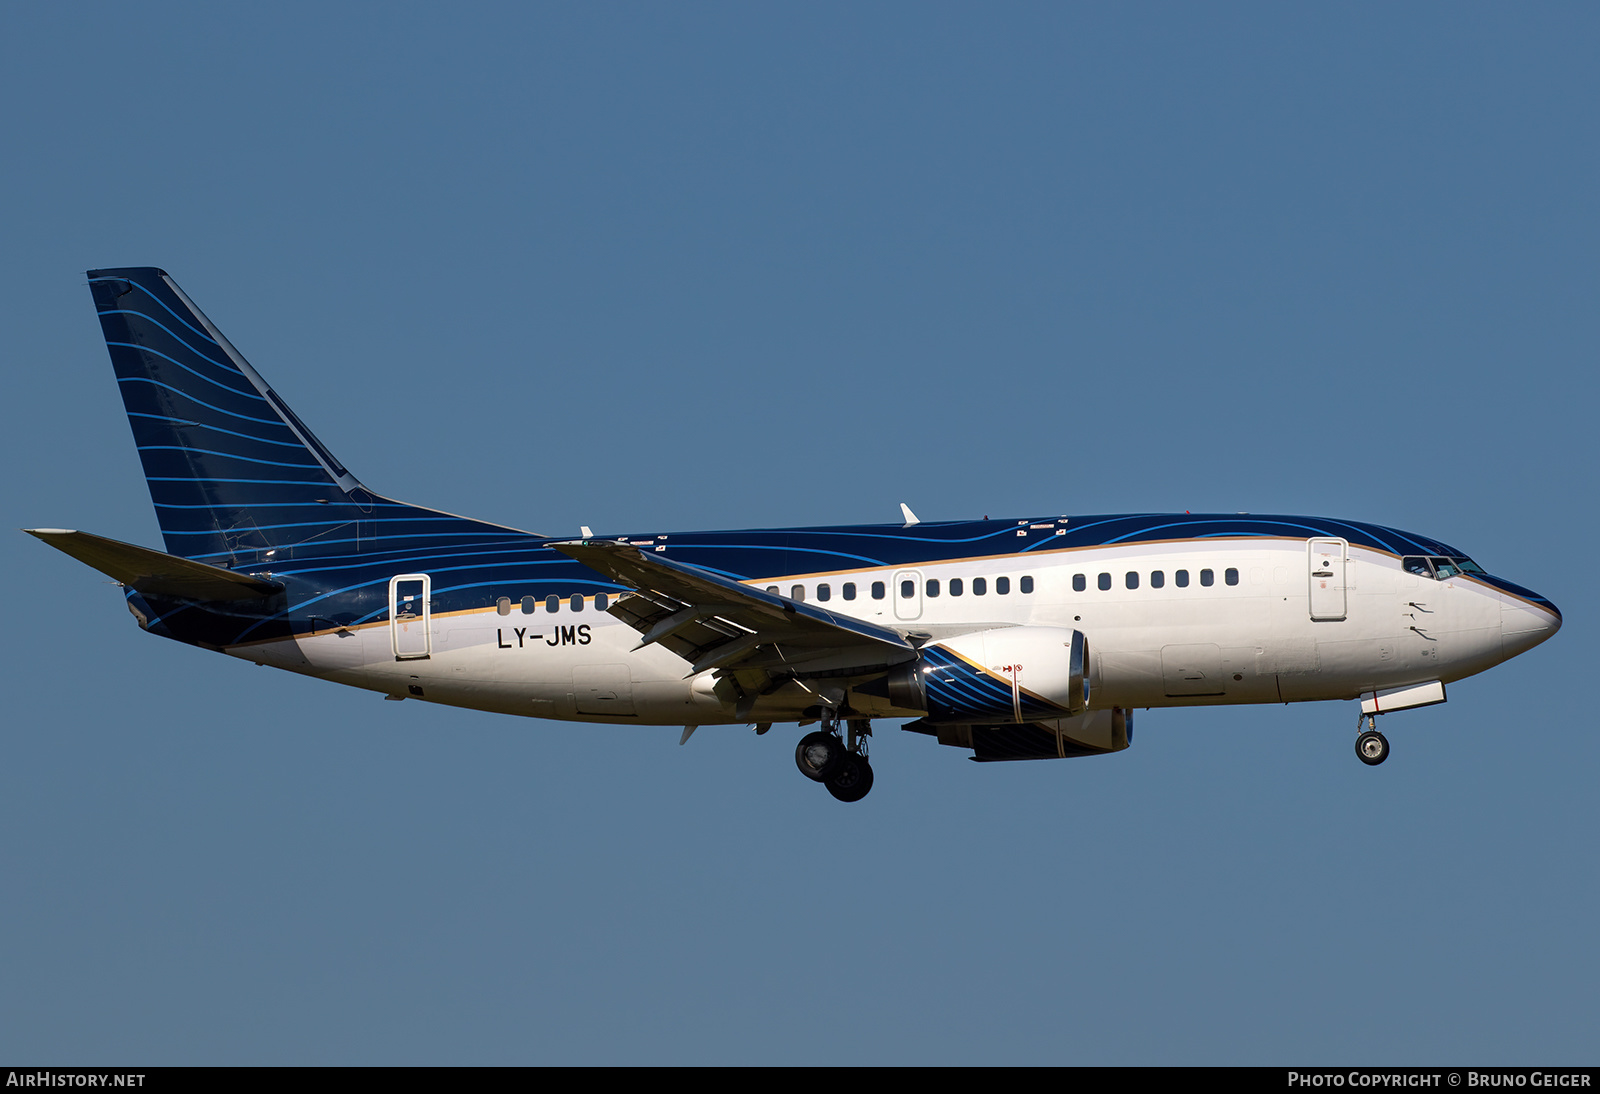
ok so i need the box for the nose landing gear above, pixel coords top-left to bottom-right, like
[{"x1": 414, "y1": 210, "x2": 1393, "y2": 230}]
[
  {"x1": 1355, "y1": 713, "x2": 1389, "y2": 766},
  {"x1": 794, "y1": 715, "x2": 875, "y2": 801}
]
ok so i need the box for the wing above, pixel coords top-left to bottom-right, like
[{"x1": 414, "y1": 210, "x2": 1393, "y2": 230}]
[{"x1": 548, "y1": 540, "x2": 919, "y2": 688}]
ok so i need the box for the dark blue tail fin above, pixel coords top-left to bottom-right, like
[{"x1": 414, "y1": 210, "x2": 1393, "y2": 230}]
[{"x1": 88, "y1": 267, "x2": 532, "y2": 565}]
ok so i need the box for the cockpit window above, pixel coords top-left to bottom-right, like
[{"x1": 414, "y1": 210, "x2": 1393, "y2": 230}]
[
  {"x1": 1404, "y1": 555, "x2": 1483, "y2": 580},
  {"x1": 1403, "y1": 556, "x2": 1435, "y2": 578}
]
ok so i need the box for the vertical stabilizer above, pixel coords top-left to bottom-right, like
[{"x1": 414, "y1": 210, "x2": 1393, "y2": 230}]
[{"x1": 86, "y1": 267, "x2": 531, "y2": 565}]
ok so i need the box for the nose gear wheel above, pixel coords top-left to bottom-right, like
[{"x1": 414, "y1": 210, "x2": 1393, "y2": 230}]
[{"x1": 1354, "y1": 713, "x2": 1389, "y2": 766}]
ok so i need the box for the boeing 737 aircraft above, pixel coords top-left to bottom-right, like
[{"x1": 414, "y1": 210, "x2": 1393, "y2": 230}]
[{"x1": 28, "y1": 268, "x2": 1562, "y2": 801}]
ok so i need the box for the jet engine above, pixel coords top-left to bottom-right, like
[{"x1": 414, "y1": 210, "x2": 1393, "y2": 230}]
[{"x1": 878, "y1": 626, "x2": 1092, "y2": 723}]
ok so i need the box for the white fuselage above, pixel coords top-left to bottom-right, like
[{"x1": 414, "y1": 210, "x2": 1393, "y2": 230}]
[{"x1": 241, "y1": 535, "x2": 1550, "y2": 728}]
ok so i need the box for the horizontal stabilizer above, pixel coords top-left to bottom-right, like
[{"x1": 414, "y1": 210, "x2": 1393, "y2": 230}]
[{"x1": 26, "y1": 529, "x2": 283, "y2": 600}]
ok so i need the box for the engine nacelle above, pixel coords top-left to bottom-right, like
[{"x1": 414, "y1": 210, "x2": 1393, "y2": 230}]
[
  {"x1": 913, "y1": 626, "x2": 1091, "y2": 723},
  {"x1": 905, "y1": 706, "x2": 1133, "y2": 761}
]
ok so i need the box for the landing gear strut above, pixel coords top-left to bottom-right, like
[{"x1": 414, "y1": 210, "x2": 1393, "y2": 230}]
[
  {"x1": 1354, "y1": 712, "x2": 1389, "y2": 766},
  {"x1": 794, "y1": 714, "x2": 875, "y2": 802}
]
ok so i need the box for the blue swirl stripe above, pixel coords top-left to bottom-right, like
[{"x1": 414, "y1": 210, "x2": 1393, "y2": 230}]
[
  {"x1": 83, "y1": 268, "x2": 1493, "y2": 653},
  {"x1": 89, "y1": 275, "x2": 219, "y2": 345}
]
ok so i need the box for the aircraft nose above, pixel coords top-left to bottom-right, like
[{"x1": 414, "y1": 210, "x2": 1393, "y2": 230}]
[{"x1": 1502, "y1": 597, "x2": 1562, "y2": 658}]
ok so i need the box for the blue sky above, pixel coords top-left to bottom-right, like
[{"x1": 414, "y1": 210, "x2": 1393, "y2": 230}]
[{"x1": 2, "y1": 3, "x2": 1595, "y2": 1063}]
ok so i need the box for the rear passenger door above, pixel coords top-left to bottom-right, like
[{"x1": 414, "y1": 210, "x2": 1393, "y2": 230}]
[{"x1": 389, "y1": 574, "x2": 432, "y2": 659}]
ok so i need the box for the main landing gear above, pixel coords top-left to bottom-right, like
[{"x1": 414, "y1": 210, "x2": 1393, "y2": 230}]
[
  {"x1": 795, "y1": 716, "x2": 875, "y2": 802},
  {"x1": 1354, "y1": 712, "x2": 1389, "y2": 766}
]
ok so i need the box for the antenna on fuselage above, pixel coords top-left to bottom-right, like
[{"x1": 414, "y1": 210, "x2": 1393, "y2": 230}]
[{"x1": 899, "y1": 503, "x2": 920, "y2": 527}]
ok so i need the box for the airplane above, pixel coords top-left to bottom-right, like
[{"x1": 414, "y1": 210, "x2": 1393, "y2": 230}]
[{"x1": 27, "y1": 267, "x2": 1562, "y2": 802}]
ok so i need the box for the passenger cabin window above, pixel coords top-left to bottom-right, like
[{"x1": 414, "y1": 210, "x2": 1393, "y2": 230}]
[
  {"x1": 1098, "y1": 573, "x2": 1111, "y2": 591},
  {"x1": 900, "y1": 580, "x2": 915, "y2": 598},
  {"x1": 949, "y1": 578, "x2": 963, "y2": 596},
  {"x1": 569, "y1": 594, "x2": 584, "y2": 611},
  {"x1": 1020, "y1": 576, "x2": 1034, "y2": 594},
  {"x1": 926, "y1": 579, "x2": 940, "y2": 597},
  {"x1": 521, "y1": 596, "x2": 536, "y2": 614},
  {"x1": 1176, "y1": 570, "x2": 1189, "y2": 587},
  {"x1": 1151, "y1": 571, "x2": 1165, "y2": 589},
  {"x1": 1125, "y1": 572, "x2": 1139, "y2": 590},
  {"x1": 497, "y1": 597, "x2": 512, "y2": 616},
  {"x1": 1225, "y1": 568, "x2": 1239, "y2": 586},
  {"x1": 766, "y1": 585, "x2": 779, "y2": 595},
  {"x1": 973, "y1": 577, "x2": 987, "y2": 595},
  {"x1": 1200, "y1": 569, "x2": 1214, "y2": 587},
  {"x1": 872, "y1": 581, "x2": 886, "y2": 600},
  {"x1": 1072, "y1": 574, "x2": 1086, "y2": 592},
  {"x1": 546, "y1": 594, "x2": 561, "y2": 613},
  {"x1": 996, "y1": 576, "x2": 1011, "y2": 595},
  {"x1": 843, "y1": 582, "x2": 857, "y2": 600},
  {"x1": 791, "y1": 585, "x2": 806, "y2": 602},
  {"x1": 595, "y1": 592, "x2": 609, "y2": 611},
  {"x1": 817, "y1": 583, "x2": 831, "y2": 602}
]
